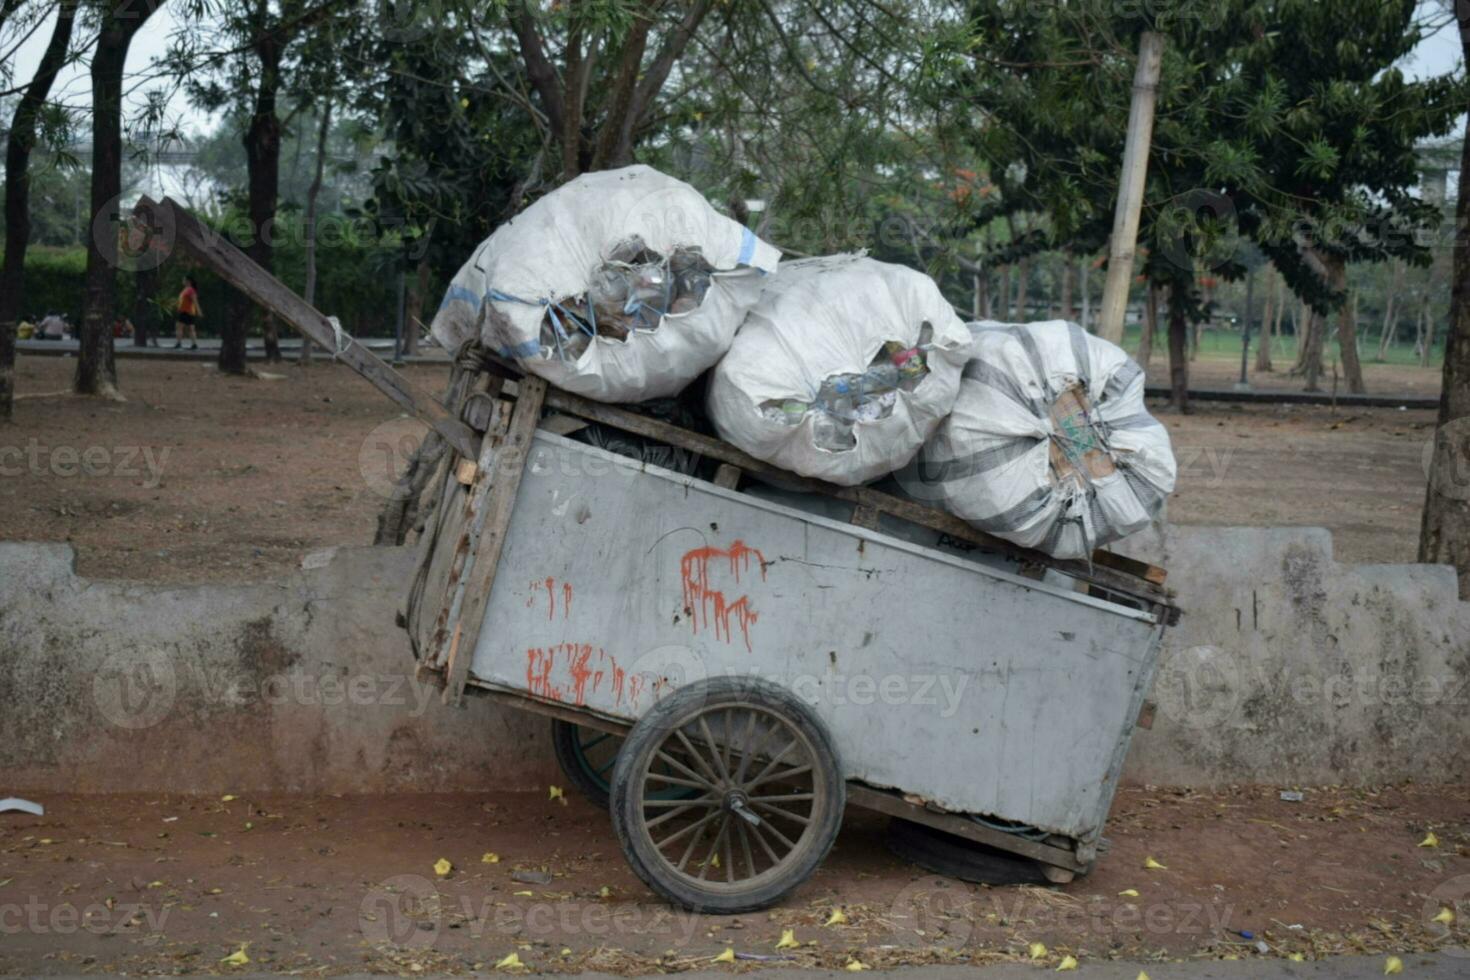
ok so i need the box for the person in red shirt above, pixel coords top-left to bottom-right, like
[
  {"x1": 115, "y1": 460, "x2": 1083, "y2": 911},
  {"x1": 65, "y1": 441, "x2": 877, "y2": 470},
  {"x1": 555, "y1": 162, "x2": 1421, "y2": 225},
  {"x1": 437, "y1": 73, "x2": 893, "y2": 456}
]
[{"x1": 173, "y1": 276, "x2": 201, "y2": 349}]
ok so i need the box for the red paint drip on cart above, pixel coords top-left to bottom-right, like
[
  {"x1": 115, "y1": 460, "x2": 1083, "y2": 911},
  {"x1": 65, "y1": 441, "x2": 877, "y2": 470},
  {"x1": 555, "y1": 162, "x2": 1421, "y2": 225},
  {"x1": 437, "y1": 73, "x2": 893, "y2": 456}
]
[
  {"x1": 527, "y1": 577, "x2": 573, "y2": 620},
  {"x1": 679, "y1": 540, "x2": 767, "y2": 651},
  {"x1": 525, "y1": 644, "x2": 645, "y2": 707}
]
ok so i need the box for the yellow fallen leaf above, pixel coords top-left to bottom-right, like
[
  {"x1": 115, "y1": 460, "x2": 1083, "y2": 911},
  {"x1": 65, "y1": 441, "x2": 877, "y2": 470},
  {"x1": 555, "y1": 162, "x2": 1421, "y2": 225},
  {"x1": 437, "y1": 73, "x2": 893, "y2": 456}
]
[
  {"x1": 775, "y1": 928, "x2": 799, "y2": 950},
  {"x1": 845, "y1": 959, "x2": 868, "y2": 972},
  {"x1": 548, "y1": 786, "x2": 565, "y2": 804},
  {"x1": 1419, "y1": 832, "x2": 1439, "y2": 848},
  {"x1": 1143, "y1": 856, "x2": 1168, "y2": 870},
  {"x1": 433, "y1": 858, "x2": 453, "y2": 877},
  {"x1": 1432, "y1": 907, "x2": 1455, "y2": 925},
  {"x1": 1137, "y1": 972, "x2": 1151, "y2": 980},
  {"x1": 1384, "y1": 954, "x2": 1403, "y2": 974},
  {"x1": 207, "y1": 888, "x2": 223, "y2": 895},
  {"x1": 482, "y1": 852, "x2": 500, "y2": 864},
  {"x1": 1289, "y1": 953, "x2": 1305, "y2": 962},
  {"x1": 599, "y1": 886, "x2": 612, "y2": 898},
  {"x1": 38, "y1": 838, "x2": 55, "y2": 845},
  {"x1": 221, "y1": 794, "x2": 236, "y2": 802},
  {"x1": 1029, "y1": 942, "x2": 1048, "y2": 959},
  {"x1": 708, "y1": 851, "x2": 721, "y2": 869},
  {"x1": 1118, "y1": 888, "x2": 1140, "y2": 898},
  {"x1": 220, "y1": 947, "x2": 250, "y2": 966},
  {"x1": 560, "y1": 948, "x2": 572, "y2": 956},
  {"x1": 825, "y1": 908, "x2": 848, "y2": 926},
  {"x1": 513, "y1": 890, "x2": 533, "y2": 897},
  {"x1": 496, "y1": 952, "x2": 524, "y2": 970},
  {"x1": 1057, "y1": 954, "x2": 1078, "y2": 971},
  {"x1": 712, "y1": 948, "x2": 736, "y2": 964},
  {"x1": 147, "y1": 880, "x2": 164, "y2": 888}
]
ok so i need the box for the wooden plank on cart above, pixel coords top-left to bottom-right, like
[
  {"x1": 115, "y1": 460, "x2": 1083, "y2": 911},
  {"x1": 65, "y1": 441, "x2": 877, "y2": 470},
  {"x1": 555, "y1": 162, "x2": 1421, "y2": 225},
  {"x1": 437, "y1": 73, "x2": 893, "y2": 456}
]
[
  {"x1": 712, "y1": 463, "x2": 742, "y2": 489},
  {"x1": 439, "y1": 376, "x2": 550, "y2": 704},
  {"x1": 845, "y1": 783, "x2": 1087, "y2": 873},
  {"x1": 421, "y1": 401, "x2": 513, "y2": 676},
  {"x1": 131, "y1": 195, "x2": 479, "y2": 461}
]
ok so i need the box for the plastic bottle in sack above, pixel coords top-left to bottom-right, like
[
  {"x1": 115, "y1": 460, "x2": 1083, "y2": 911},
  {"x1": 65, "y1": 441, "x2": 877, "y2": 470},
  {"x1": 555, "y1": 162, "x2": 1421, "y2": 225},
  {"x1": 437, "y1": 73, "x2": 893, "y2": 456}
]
[
  {"x1": 811, "y1": 411, "x2": 855, "y2": 452},
  {"x1": 862, "y1": 361, "x2": 901, "y2": 392},
  {"x1": 761, "y1": 399, "x2": 809, "y2": 426}
]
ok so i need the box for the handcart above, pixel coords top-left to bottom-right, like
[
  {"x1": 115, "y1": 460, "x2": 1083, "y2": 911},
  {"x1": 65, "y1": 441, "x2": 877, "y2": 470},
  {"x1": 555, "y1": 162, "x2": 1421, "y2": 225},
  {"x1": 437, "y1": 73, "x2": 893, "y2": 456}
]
[{"x1": 133, "y1": 195, "x2": 1179, "y2": 916}]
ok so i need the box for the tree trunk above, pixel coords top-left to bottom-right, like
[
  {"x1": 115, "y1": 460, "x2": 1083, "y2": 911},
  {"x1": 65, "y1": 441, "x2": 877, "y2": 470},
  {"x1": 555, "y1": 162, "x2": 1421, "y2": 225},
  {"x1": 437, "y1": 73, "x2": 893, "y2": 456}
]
[
  {"x1": 999, "y1": 265, "x2": 1012, "y2": 320},
  {"x1": 1422, "y1": 304, "x2": 1437, "y2": 369},
  {"x1": 1059, "y1": 255, "x2": 1074, "y2": 321},
  {"x1": 404, "y1": 258, "x2": 430, "y2": 356},
  {"x1": 1136, "y1": 280, "x2": 1158, "y2": 378},
  {"x1": 1255, "y1": 267, "x2": 1276, "y2": 372},
  {"x1": 77, "y1": 0, "x2": 158, "y2": 397},
  {"x1": 237, "y1": 7, "x2": 283, "y2": 370},
  {"x1": 0, "y1": 0, "x2": 76, "y2": 418},
  {"x1": 1015, "y1": 255, "x2": 1029, "y2": 321},
  {"x1": 1299, "y1": 310, "x2": 1325, "y2": 391},
  {"x1": 1167, "y1": 287, "x2": 1189, "y2": 413},
  {"x1": 131, "y1": 264, "x2": 157, "y2": 348},
  {"x1": 1329, "y1": 256, "x2": 1366, "y2": 394},
  {"x1": 1377, "y1": 262, "x2": 1403, "y2": 360},
  {"x1": 1419, "y1": 21, "x2": 1470, "y2": 596},
  {"x1": 300, "y1": 101, "x2": 333, "y2": 365},
  {"x1": 1079, "y1": 258, "x2": 1090, "y2": 330}
]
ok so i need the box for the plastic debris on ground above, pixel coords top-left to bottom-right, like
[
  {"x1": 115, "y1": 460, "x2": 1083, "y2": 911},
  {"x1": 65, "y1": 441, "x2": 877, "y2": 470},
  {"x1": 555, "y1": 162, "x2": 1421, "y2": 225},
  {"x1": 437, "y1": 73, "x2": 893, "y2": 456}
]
[
  {"x1": 918, "y1": 319, "x2": 1176, "y2": 559},
  {"x1": 430, "y1": 165, "x2": 779, "y2": 403},
  {"x1": 708, "y1": 255, "x2": 969, "y2": 486}
]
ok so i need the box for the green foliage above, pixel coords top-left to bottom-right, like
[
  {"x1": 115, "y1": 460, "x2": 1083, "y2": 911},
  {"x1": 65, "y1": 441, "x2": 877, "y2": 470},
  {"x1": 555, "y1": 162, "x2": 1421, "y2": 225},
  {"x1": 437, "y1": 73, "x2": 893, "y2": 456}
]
[
  {"x1": 3, "y1": 212, "x2": 409, "y2": 339},
  {"x1": 947, "y1": 0, "x2": 1464, "y2": 322},
  {"x1": 0, "y1": 246, "x2": 87, "y2": 324}
]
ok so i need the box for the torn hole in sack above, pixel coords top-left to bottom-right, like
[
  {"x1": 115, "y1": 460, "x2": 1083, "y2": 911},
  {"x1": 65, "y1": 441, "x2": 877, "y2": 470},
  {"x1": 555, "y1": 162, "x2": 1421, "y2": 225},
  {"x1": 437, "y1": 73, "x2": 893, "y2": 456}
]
[
  {"x1": 537, "y1": 236, "x2": 716, "y2": 362},
  {"x1": 758, "y1": 322, "x2": 936, "y2": 452}
]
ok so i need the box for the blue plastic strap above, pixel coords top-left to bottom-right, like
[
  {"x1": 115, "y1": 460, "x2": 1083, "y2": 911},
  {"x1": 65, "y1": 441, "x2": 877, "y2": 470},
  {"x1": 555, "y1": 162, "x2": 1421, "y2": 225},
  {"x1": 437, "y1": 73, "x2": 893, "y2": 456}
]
[{"x1": 737, "y1": 227, "x2": 757, "y2": 266}]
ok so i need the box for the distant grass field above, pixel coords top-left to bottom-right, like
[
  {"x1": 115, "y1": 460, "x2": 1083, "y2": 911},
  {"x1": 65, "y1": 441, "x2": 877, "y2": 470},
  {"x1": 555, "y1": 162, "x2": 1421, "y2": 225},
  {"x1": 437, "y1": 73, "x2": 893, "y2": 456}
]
[{"x1": 1118, "y1": 322, "x2": 1445, "y2": 368}]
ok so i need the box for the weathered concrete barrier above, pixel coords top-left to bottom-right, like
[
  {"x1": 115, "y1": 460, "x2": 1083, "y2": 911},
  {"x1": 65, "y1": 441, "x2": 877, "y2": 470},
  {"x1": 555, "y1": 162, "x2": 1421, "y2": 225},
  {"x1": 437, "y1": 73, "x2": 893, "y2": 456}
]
[
  {"x1": 1117, "y1": 525, "x2": 1470, "y2": 786},
  {"x1": 2, "y1": 528, "x2": 1466, "y2": 794},
  {"x1": 0, "y1": 543, "x2": 554, "y2": 794}
]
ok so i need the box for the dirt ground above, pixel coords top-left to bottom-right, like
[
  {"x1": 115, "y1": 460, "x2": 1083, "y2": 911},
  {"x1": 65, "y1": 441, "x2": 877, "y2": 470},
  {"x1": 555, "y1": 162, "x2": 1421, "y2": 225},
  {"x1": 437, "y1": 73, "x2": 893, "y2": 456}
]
[
  {"x1": 2, "y1": 785, "x2": 1466, "y2": 976},
  {"x1": 0, "y1": 353, "x2": 1442, "y2": 580}
]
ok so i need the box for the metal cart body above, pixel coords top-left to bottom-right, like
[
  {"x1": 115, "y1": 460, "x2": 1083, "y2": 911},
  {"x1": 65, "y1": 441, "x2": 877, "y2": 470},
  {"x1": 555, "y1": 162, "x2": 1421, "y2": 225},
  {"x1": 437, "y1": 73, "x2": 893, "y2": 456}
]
[{"x1": 463, "y1": 431, "x2": 1162, "y2": 846}]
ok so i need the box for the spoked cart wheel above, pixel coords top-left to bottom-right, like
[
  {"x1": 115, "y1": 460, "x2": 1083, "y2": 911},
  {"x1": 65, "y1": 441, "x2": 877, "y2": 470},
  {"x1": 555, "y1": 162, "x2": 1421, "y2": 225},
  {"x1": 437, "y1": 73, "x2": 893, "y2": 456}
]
[
  {"x1": 551, "y1": 720, "x2": 703, "y2": 810},
  {"x1": 610, "y1": 677, "x2": 844, "y2": 913},
  {"x1": 550, "y1": 720, "x2": 620, "y2": 808}
]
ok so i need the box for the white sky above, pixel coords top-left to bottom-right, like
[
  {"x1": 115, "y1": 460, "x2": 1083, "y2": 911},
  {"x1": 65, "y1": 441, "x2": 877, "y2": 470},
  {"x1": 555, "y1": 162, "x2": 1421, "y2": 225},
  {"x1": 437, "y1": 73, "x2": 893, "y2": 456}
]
[{"x1": 7, "y1": 1, "x2": 1467, "y2": 144}]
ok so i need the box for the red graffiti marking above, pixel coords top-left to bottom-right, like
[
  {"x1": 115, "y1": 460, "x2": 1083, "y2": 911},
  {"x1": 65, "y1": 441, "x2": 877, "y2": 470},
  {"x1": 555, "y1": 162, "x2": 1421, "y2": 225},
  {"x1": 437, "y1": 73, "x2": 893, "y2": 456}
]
[
  {"x1": 528, "y1": 578, "x2": 574, "y2": 620},
  {"x1": 524, "y1": 644, "x2": 644, "y2": 708},
  {"x1": 679, "y1": 540, "x2": 767, "y2": 650}
]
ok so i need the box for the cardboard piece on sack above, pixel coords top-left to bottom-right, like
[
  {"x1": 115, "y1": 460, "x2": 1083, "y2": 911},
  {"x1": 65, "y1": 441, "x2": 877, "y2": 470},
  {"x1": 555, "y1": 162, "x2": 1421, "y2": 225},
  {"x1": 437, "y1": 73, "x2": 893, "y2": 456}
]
[
  {"x1": 921, "y1": 319, "x2": 1176, "y2": 559},
  {"x1": 708, "y1": 255, "x2": 970, "y2": 486},
  {"x1": 430, "y1": 165, "x2": 780, "y2": 403}
]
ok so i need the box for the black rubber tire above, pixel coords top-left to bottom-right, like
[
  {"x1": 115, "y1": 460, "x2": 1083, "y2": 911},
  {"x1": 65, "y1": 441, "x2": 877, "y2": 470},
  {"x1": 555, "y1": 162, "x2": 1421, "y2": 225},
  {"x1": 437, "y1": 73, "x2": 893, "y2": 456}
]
[
  {"x1": 550, "y1": 719, "x2": 619, "y2": 809},
  {"x1": 610, "y1": 676, "x2": 844, "y2": 914},
  {"x1": 885, "y1": 817, "x2": 1051, "y2": 885}
]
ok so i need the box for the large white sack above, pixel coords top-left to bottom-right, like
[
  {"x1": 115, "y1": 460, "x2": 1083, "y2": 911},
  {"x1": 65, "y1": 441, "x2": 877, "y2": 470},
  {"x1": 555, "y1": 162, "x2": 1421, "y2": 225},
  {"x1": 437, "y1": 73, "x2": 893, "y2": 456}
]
[
  {"x1": 919, "y1": 320, "x2": 1176, "y2": 559},
  {"x1": 708, "y1": 255, "x2": 970, "y2": 486},
  {"x1": 430, "y1": 165, "x2": 780, "y2": 402}
]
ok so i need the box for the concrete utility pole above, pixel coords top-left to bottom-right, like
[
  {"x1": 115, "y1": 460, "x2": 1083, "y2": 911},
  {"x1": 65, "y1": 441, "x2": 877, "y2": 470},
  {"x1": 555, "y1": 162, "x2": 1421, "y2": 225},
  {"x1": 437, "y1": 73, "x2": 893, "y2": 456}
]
[{"x1": 1098, "y1": 31, "x2": 1164, "y2": 345}]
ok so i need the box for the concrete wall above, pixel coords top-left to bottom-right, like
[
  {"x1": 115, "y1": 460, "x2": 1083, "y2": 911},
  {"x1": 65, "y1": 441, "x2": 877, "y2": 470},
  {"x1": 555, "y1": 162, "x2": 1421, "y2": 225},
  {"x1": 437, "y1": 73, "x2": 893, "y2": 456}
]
[
  {"x1": 2, "y1": 528, "x2": 1467, "y2": 793},
  {"x1": 0, "y1": 543, "x2": 556, "y2": 794},
  {"x1": 1116, "y1": 524, "x2": 1470, "y2": 786}
]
